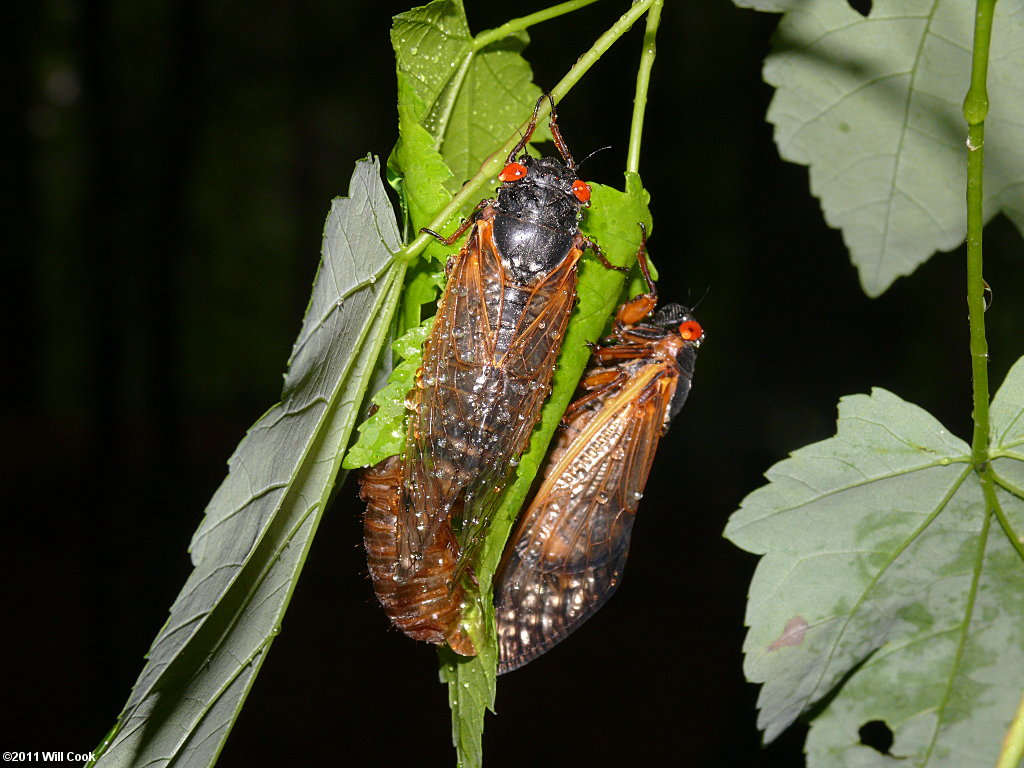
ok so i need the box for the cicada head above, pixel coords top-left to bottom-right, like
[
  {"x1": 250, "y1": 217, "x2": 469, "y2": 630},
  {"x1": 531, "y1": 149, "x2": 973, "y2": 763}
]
[
  {"x1": 496, "y1": 154, "x2": 590, "y2": 234},
  {"x1": 650, "y1": 303, "x2": 703, "y2": 343},
  {"x1": 648, "y1": 302, "x2": 703, "y2": 420}
]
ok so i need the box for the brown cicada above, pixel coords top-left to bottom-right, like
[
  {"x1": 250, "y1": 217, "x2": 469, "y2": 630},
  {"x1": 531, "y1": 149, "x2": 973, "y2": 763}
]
[
  {"x1": 360, "y1": 93, "x2": 618, "y2": 654},
  {"x1": 494, "y1": 226, "x2": 704, "y2": 672},
  {"x1": 360, "y1": 456, "x2": 474, "y2": 652}
]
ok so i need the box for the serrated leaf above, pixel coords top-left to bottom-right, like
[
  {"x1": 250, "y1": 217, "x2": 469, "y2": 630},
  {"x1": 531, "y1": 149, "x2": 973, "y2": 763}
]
[
  {"x1": 391, "y1": 69, "x2": 455, "y2": 264},
  {"x1": 438, "y1": 603, "x2": 495, "y2": 768},
  {"x1": 90, "y1": 157, "x2": 405, "y2": 768},
  {"x1": 724, "y1": 364, "x2": 1024, "y2": 766},
  {"x1": 391, "y1": 0, "x2": 551, "y2": 195},
  {"x1": 388, "y1": 1, "x2": 554, "y2": 331},
  {"x1": 400, "y1": 260, "x2": 446, "y2": 330},
  {"x1": 442, "y1": 174, "x2": 653, "y2": 768},
  {"x1": 343, "y1": 320, "x2": 432, "y2": 469},
  {"x1": 753, "y1": 0, "x2": 1024, "y2": 296}
]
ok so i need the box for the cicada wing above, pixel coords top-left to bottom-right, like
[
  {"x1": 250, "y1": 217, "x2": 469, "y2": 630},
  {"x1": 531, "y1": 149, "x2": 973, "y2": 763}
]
[
  {"x1": 394, "y1": 224, "x2": 500, "y2": 579},
  {"x1": 396, "y1": 217, "x2": 581, "y2": 581},
  {"x1": 495, "y1": 364, "x2": 677, "y2": 672},
  {"x1": 451, "y1": 234, "x2": 582, "y2": 566}
]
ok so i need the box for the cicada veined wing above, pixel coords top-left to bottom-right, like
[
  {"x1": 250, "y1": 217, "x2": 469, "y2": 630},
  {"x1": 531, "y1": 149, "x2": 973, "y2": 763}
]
[{"x1": 495, "y1": 227, "x2": 704, "y2": 671}]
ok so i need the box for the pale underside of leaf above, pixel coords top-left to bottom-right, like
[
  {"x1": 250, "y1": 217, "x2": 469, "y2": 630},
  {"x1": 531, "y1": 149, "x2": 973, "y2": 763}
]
[
  {"x1": 726, "y1": 377, "x2": 1024, "y2": 766},
  {"x1": 760, "y1": 0, "x2": 1024, "y2": 296},
  {"x1": 93, "y1": 158, "x2": 404, "y2": 768}
]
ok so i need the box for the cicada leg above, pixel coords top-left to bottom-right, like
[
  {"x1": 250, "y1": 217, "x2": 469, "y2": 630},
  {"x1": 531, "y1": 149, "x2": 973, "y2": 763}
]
[
  {"x1": 508, "y1": 92, "x2": 552, "y2": 164},
  {"x1": 421, "y1": 199, "x2": 490, "y2": 246},
  {"x1": 547, "y1": 95, "x2": 576, "y2": 169},
  {"x1": 559, "y1": 369, "x2": 628, "y2": 425},
  {"x1": 616, "y1": 222, "x2": 658, "y2": 324},
  {"x1": 588, "y1": 344, "x2": 652, "y2": 364},
  {"x1": 582, "y1": 237, "x2": 630, "y2": 274}
]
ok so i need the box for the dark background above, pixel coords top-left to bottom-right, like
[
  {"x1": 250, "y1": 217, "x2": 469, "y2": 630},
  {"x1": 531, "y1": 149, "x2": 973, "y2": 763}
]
[{"x1": 8, "y1": 1, "x2": 1024, "y2": 766}]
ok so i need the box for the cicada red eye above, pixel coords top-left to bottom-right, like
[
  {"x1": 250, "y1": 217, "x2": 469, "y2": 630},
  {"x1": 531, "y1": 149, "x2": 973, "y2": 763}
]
[
  {"x1": 679, "y1": 320, "x2": 704, "y2": 341},
  {"x1": 572, "y1": 179, "x2": 591, "y2": 203},
  {"x1": 499, "y1": 162, "x2": 528, "y2": 182}
]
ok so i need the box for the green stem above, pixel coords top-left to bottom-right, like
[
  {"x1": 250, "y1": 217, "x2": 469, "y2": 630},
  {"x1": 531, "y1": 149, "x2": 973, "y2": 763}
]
[
  {"x1": 963, "y1": 4, "x2": 1022, "y2": 764},
  {"x1": 399, "y1": 0, "x2": 656, "y2": 264},
  {"x1": 962, "y1": 0, "x2": 996, "y2": 467},
  {"x1": 987, "y1": 467, "x2": 1024, "y2": 564},
  {"x1": 473, "y1": 0, "x2": 600, "y2": 51},
  {"x1": 998, "y1": 688, "x2": 1024, "y2": 768},
  {"x1": 627, "y1": 0, "x2": 663, "y2": 174}
]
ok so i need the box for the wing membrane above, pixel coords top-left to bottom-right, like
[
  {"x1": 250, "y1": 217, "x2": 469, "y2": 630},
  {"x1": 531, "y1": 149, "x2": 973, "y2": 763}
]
[
  {"x1": 396, "y1": 213, "x2": 581, "y2": 580},
  {"x1": 495, "y1": 361, "x2": 677, "y2": 672}
]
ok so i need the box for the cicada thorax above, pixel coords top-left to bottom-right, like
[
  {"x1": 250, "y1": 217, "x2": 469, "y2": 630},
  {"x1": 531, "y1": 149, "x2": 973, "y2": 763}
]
[
  {"x1": 360, "y1": 456, "x2": 475, "y2": 656},
  {"x1": 494, "y1": 231, "x2": 704, "y2": 673}
]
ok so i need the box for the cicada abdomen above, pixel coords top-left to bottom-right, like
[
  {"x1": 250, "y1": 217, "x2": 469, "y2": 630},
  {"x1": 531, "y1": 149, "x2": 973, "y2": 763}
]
[
  {"x1": 494, "y1": 226, "x2": 704, "y2": 672},
  {"x1": 360, "y1": 456, "x2": 475, "y2": 655}
]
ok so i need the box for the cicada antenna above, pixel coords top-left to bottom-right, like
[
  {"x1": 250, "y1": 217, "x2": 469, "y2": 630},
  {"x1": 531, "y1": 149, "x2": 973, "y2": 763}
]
[
  {"x1": 576, "y1": 145, "x2": 612, "y2": 170},
  {"x1": 689, "y1": 285, "x2": 711, "y2": 313}
]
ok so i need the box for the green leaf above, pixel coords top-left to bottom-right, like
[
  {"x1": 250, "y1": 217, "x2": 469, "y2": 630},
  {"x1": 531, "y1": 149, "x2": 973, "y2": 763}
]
[
  {"x1": 400, "y1": 260, "x2": 445, "y2": 330},
  {"x1": 387, "y1": 0, "x2": 556, "y2": 339},
  {"x1": 441, "y1": 173, "x2": 653, "y2": 768},
  {"x1": 724, "y1": 361, "x2": 1024, "y2": 766},
  {"x1": 343, "y1": 319, "x2": 432, "y2": 470},
  {"x1": 391, "y1": 0, "x2": 551, "y2": 196},
  {"x1": 391, "y1": 68, "x2": 455, "y2": 264},
  {"x1": 745, "y1": 0, "x2": 1024, "y2": 296},
  {"x1": 438, "y1": 603, "x2": 495, "y2": 768},
  {"x1": 90, "y1": 157, "x2": 405, "y2": 768}
]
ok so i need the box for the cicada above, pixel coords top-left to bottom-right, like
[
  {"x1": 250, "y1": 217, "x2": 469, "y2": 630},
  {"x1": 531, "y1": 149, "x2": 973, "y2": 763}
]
[
  {"x1": 360, "y1": 456, "x2": 474, "y2": 653},
  {"x1": 360, "y1": 93, "x2": 616, "y2": 653},
  {"x1": 494, "y1": 226, "x2": 704, "y2": 672}
]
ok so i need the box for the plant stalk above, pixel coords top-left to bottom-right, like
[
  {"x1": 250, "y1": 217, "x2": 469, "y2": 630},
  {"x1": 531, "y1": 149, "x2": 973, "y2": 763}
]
[
  {"x1": 997, "y1": 688, "x2": 1024, "y2": 768},
  {"x1": 627, "y1": 0, "x2": 663, "y2": 174},
  {"x1": 962, "y1": 0, "x2": 996, "y2": 468},
  {"x1": 963, "y1": 3, "x2": 1021, "y2": 763},
  {"x1": 473, "y1": 0, "x2": 600, "y2": 51}
]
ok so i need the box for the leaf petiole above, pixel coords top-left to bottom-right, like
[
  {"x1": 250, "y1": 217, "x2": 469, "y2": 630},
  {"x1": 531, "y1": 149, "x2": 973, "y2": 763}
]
[
  {"x1": 963, "y1": 0, "x2": 996, "y2": 467},
  {"x1": 472, "y1": 0, "x2": 601, "y2": 51},
  {"x1": 626, "y1": 0, "x2": 663, "y2": 174}
]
